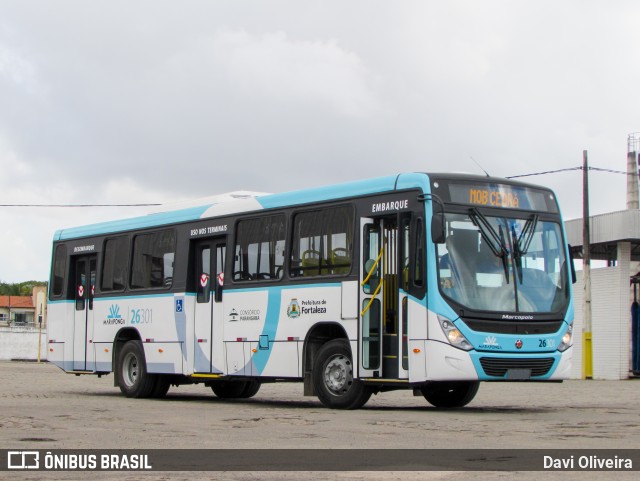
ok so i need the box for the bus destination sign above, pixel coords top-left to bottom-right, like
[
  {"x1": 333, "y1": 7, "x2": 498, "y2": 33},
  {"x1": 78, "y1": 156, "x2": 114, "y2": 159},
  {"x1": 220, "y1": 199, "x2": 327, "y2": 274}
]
[
  {"x1": 446, "y1": 182, "x2": 556, "y2": 212},
  {"x1": 468, "y1": 187, "x2": 519, "y2": 208}
]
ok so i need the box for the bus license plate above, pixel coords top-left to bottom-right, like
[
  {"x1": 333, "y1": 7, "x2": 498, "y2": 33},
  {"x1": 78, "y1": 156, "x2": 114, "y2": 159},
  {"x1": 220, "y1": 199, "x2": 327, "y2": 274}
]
[{"x1": 506, "y1": 369, "x2": 531, "y2": 380}]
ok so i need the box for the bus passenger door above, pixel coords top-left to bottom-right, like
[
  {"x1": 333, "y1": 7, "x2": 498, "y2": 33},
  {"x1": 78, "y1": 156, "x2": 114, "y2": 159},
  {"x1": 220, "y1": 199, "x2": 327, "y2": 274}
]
[
  {"x1": 194, "y1": 238, "x2": 226, "y2": 373},
  {"x1": 359, "y1": 218, "x2": 383, "y2": 378},
  {"x1": 73, "y1": 255, "x2": 96, "y2": 371}
]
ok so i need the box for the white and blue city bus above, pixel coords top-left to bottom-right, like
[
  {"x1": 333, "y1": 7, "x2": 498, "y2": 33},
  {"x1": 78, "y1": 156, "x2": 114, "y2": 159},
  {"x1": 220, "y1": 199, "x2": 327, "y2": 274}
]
[{"x1": 47, "y1": 173, "x2": 574, "y2": 409}]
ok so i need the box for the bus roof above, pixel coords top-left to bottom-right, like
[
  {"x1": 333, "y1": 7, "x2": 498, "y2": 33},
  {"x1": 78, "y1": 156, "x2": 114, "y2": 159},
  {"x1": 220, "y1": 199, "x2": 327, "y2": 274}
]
[{"x1": 52, "y1": 172, "x2": 549, "y2": 241}]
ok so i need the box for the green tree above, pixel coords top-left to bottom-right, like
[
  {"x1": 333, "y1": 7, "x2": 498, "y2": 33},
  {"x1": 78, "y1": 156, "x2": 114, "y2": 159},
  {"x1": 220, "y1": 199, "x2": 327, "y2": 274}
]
[{"x1": 0, "y1": 281, "x2": 47, "y2": 296}]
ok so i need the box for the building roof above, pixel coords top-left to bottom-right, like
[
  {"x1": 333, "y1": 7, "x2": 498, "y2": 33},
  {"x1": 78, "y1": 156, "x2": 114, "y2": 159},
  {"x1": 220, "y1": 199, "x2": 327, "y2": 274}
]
[
  {"x1": 0, "y1": 296, "x2": 34, "y2": 309},
  {"x1": 565, "y1": 209, "x2": 640, "y2": 261}
]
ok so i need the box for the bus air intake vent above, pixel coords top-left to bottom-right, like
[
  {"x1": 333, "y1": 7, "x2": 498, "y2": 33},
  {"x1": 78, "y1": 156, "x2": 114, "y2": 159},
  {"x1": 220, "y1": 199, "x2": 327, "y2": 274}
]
[{"x1": 479, "y1": 357, "x2": 555, "y2": 377}]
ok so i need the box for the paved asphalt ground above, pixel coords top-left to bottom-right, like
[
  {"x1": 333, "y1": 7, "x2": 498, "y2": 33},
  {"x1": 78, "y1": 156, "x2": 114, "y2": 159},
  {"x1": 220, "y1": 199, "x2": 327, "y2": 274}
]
[{"x1": 1, "y1": 361, "x2": 639, "y2": 480}]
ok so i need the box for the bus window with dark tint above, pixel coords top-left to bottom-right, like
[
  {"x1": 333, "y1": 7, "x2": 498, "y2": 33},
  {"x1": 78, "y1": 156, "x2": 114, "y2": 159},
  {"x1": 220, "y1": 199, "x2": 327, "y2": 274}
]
[
  {"x1": 415, "y1": 218, "x2": 424, "y2": 287},
  {"x1": 101, "y1": 236, "x2": 129, "y2": 292},
  {"x1": 52, "y1": 244, "x2": 67, "y2": 297},
  {"x1": 234, "y1": 215, "x2": 285, "y2": 281},
  {"x1": 290, "y1": 206, "x2": 354, "y2": 277},
  {"x1": 197, "y1": 246, "x2": 211, "y2": 303},
  {"x1": 130, "y1": 230, "x2": 176, "y2": 289},
  {"x1": 75, "y1": 259, "x2": 86, "y2": 311},
  {"x1": 401, "y1": 216, "x2": 411, "y2": 292}
]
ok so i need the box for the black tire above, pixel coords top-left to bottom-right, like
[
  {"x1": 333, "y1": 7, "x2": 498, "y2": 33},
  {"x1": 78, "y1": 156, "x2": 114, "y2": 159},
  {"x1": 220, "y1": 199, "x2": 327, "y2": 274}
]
[
  {"x1": 313, "y1": 339, "x2": 371, "y2": 410},
  {"x1": 420, "y1": 381, "x2": 480, "y2": 408},
  {"x1": 210, "y1": 380, "x2": 260, "y2": 399},
  {"x1": 150, "y1": 375, "x2": 171, "y2": 398},
  {"x1": 239, "y1": 380, "x2": 261, "y2": 398},
  {"x1": 117, "y1": 340, "x2": 156, "y2": 398}
]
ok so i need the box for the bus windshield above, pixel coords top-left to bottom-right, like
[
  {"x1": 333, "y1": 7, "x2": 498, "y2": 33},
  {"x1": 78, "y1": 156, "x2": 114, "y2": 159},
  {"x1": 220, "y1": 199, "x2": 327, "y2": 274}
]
[{"x1": 437, "y1": 211, "x2": 570, "y2": 314}]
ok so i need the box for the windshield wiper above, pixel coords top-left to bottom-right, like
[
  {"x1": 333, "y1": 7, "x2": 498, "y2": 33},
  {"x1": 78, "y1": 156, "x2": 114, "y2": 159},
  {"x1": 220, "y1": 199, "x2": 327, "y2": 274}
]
[
  {"x1": 512, "y1": 214, "x2": 538, "y2": 283},
  {"x1": 469, "y1": 208, "x2": 510, "y2": 284}
]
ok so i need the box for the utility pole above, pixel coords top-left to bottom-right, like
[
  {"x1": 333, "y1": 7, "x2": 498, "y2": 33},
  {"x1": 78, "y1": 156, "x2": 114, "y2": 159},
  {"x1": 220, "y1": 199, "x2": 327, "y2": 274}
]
[
  {"x1": 582, "y1": 150, "x2": 593, "y2": 379},
  {"x1": 627, "y1": 134, "x2": 639, "y2": 209}
]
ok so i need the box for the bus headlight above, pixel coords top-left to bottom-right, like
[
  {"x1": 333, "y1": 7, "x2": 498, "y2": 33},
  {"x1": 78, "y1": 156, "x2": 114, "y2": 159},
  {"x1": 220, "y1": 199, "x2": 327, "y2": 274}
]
[
  {"x1": 438, "y1": 315, "x2": 473, "y2": 351},
  {"x1": 557, "y1": 322, "x2": 573, "y2": 352}
]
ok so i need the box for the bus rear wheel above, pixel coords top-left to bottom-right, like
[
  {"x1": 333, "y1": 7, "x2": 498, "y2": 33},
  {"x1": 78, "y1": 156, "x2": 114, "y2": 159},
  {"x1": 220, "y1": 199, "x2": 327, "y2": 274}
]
[
  {"x1": 117, "y1": 340, "x2": 156, "y2": 398},
  {"x1": 210, "y1": 380, "x2": 261, "y2": 399},
  {"x1": 420, "y1": 381, "x2": 479, "y2": 408},
  {"x1": 313, "y1": 339, "x2": 371, "y2": 410}
]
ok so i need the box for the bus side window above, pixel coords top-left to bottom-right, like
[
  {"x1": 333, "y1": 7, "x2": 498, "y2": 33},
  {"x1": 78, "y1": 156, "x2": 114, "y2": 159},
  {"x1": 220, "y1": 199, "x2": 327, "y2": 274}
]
[
  {"x1": 51, "y1": 244, "x2": 67, "y2": 298},
  {"x1": 234, "y1": 215, "x2": 285, "y2": 281},
  {"x1": 101, "y1": 236, "x2": 129, "y2": 292},
  {"x1": 130, "y1": 230, "x2": 176, "y2": 289},
  {"x1": 290, "y1": 206, "x2": 354, "y2": 278}
]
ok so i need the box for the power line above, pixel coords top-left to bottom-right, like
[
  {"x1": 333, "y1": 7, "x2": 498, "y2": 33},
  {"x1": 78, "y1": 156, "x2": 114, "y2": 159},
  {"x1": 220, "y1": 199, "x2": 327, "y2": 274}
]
[
  {"x1": 506, "y1": 167, "x2": 582, "y2": 179},
  {"x1": 0, "y1": 203, "x2": 162, "y2": 207},
  {"x1": 0, "y1": 166, "x2": 630, "y2": 206},
  {"x1": 507, "y1": 165, "x2": 629, "y2": 179},
  {"x1": 588, "y1": 166, "x2": 627, "y2": 175}
]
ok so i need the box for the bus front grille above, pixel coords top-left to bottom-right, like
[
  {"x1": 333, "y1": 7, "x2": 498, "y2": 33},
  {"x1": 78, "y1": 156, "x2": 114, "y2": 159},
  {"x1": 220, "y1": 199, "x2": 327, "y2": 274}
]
[{"x1": 479, "y1": 357, "x2": 555, "y2": 377}]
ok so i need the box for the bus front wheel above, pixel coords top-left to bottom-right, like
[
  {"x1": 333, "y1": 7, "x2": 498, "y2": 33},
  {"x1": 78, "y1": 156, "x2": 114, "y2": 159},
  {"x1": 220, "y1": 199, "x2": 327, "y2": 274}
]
[
  {"x1": 117, "y1": 340, "x2": 156, "y2": 398},
  {"x1": 420, "y1": 381, "x2": 479, "y2": 408},
  {"x1": 313, "y1": 339, "x2": 371, "y2": 410}
]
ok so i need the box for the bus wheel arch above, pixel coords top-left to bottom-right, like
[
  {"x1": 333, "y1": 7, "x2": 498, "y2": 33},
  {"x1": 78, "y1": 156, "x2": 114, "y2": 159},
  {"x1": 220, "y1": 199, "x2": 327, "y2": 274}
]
[
  {"x1": 311, "y1": 338, "x2": 371, "y2": 410},
  {"x1": 302, "y1": 322, "x2": 350, "y2": 385},
  {"x1": 116, "y1": 339, "x2": 157, "y2": 398},
  {"x1": 112, "y1": 328, "x2": 142, "y2": 388}
]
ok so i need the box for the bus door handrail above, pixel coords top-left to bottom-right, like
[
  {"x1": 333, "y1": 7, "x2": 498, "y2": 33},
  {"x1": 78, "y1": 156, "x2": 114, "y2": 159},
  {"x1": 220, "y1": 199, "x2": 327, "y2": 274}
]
[{"x1": 360, "y1": 242, "x2": 386, "y2": 317}]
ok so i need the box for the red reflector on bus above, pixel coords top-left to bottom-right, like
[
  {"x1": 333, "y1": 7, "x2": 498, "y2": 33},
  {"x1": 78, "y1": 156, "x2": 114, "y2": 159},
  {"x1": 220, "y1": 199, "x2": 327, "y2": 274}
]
[
  {"x1": 145, "y1": 339, "x2": 154, "y2": 343},
  {"x1": 287, "y1": 337, "x2": 299, "y2": 341},
  {"x1": 236, "y1": 337, "x2": 246, "y2": 342}
]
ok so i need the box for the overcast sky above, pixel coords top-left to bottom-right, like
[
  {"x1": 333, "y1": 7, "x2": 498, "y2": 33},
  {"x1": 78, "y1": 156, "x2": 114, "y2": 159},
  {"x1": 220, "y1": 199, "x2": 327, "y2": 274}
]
[{"x1": 1, "y1": 1, "x2": 639, "y2": 283}]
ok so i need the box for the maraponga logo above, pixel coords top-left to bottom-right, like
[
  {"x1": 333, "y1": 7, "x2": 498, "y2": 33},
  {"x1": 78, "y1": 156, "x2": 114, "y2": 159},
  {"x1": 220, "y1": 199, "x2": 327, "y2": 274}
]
[
  {"x1": 104, "y1": 304, "x2": 125, "y2": 326},
  {"x1": 479, "y1": 335, "x2": 502, "y2": 350}
]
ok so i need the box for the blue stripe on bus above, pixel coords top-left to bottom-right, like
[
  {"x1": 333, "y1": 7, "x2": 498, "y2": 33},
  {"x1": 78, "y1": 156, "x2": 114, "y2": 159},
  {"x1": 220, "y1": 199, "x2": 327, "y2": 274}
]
[
  {"x1": 256, "y1": 175, "x2": 401, "y2": 209},
  {"x1": 225, "y1": 282, "x2": 341, "y2": 294},
  {"x1": 256, "y1": 173, "x2": 432, "y2": 210},
  {"x1": 54, "y1": 205, "x2": 213, "y2": 240},
  {"x1": 225, "y1": 283, "x2": 343, "y2": 375},
  {"x1": 251, "y1": 288, "x2": 282, "y2": 375},
  {"x1": 48, "y1": 293, "x2": 196, "y2": 304}
]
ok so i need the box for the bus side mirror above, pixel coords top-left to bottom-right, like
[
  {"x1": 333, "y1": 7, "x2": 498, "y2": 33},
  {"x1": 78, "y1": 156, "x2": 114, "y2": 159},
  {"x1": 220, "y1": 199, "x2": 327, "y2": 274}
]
[
  {"x1": 431, "y1": 213, "x2": 445, "y2": 244},
  {"x1": 568, "y1": 245, "x2": 577, "y2": 284}
]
